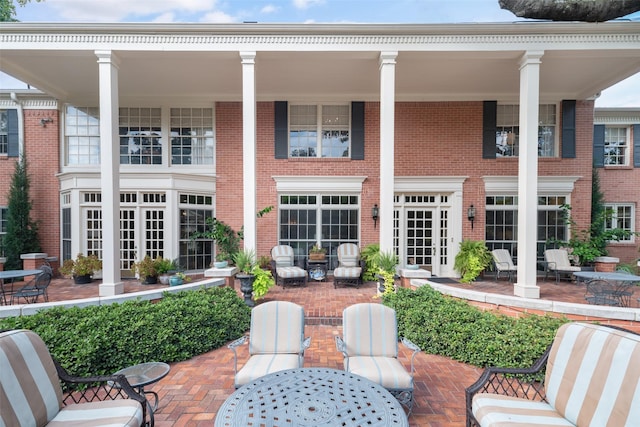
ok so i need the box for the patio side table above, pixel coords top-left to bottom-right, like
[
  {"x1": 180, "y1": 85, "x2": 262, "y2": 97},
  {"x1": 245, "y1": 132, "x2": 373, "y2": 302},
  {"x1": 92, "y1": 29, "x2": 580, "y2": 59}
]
[
  {"x1": 113, "y1": 361, "x2": 170, "y2": 413},
  {"x1": 215, "y1": 367, "x2": 408, "y2": 426}
]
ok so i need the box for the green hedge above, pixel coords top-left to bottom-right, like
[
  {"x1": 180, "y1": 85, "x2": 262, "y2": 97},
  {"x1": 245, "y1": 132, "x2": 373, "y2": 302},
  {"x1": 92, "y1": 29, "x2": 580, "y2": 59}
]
[
  {"x1": 0, "y1": 286, "x2": 250, "y2": 377},
  {"x1": 383, "y1": 285, "x2": 568, "y2": 369}
]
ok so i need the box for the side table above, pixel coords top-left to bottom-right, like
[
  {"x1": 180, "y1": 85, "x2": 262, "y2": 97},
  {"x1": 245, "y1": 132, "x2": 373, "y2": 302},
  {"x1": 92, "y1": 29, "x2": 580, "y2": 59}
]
[
  {"x1": 113, "y1": 361, "x2": 170, "y2": 413},
  {"x1": 306, "y1": 259, "x2": 328, "y2": 282}
]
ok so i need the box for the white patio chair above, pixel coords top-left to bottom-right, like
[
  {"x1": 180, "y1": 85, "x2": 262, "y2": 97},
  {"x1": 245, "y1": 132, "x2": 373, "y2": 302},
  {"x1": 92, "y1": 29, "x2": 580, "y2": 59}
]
[
  {"x1": 335, "y1": 303, "x2": 421, "y2": 414},
  {"x1": 333, "y1": 243, "x2": 364, "y2": 288},
  {"x1": 228, "y1": 300, "x2": 311, "y2": 388},
  {"x1": 544, "y1": 249, "x2": 581, "y2": 284},
  {"x1": 270, "y1": 245, "x2": 307, "y2": 288},
  {"x1": 491, "y1": 249, "x2": 517, "y2": 282}
]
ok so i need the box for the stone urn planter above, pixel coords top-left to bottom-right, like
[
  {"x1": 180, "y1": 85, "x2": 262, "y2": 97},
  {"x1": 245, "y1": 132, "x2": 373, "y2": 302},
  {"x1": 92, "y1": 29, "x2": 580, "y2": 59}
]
[{"x1": 236, "y1": 273, "x2": 255, "y2": 307}]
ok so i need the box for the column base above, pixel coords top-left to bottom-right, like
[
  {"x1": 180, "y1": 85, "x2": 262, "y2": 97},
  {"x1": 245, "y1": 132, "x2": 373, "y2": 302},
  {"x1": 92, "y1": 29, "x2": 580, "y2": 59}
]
[
  {"x1": 513, "y1": 283, "x2": 540, "y2": 299},
  {"x1": 99, "y1": 282, "x2": 124, "y2": 297}
]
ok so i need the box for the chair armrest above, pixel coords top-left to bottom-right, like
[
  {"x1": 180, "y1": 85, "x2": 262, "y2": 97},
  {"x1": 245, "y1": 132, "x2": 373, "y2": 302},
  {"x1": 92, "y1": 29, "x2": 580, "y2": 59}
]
[
  {"x1": 464, "y1": 344, "x2": 551, "y2": 427},
  {"x1": 228, "y1": 335, "x2": 248, "y2": 375},
  {"x1": 302, "y1": 336, "x2": 311, "y2": 351},
  {"x1": 335, "y1": 336, "x2": 349, "y2": 370},
  {"x1": 54, "y1": 359, "x2": 152, "y2": 427},
  {"x1": 400, "y1": 337, "x2": 421, "y2": 375}
]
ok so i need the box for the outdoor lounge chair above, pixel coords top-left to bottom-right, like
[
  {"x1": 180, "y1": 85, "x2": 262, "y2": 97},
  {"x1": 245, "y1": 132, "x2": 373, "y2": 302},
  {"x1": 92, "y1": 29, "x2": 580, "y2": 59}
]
[
  {"x1": 544, "y1": 248, "x2": 581, "y2": 284},
  {"x1": 228, "y1": 300, "x2": 311, "y2": 388},
  {"x1": 0, "y1": 329, "x2": 150, "y2": 427},
  {"x1": 335, "y1": 303, "x2": 421, "y2": 413},
  {"x1": 490, "y1": 249, "x2": 517, "y2": 282},
  {"x1": 270, "y1": 245, "x2": 307, "y2": 288},
  {"x1": 333, "y1": 243, "x2": 365, "y2": 288}
]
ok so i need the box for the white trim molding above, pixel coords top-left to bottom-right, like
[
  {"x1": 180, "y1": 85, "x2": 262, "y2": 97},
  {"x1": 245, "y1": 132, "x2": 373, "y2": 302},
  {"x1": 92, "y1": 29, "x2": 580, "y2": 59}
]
[
  {"x1": 394, "y1": 176, "x2": 468, "y2": 193},
  {"x1": 273, "y1": 176, "x2": 366, "y2": 193},
  {"x1": 483, "y1": 175, "x2": 580, "y2": 195}
]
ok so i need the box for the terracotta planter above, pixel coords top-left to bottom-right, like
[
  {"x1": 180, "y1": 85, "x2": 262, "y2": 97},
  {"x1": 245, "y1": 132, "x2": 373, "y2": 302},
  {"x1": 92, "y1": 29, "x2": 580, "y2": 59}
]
[{"x1": 309, "y1": 253, "x2": 326, "y2": 261}]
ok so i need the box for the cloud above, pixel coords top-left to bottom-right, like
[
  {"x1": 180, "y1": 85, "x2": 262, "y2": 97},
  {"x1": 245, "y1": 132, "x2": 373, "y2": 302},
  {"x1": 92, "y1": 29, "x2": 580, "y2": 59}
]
[
  {"x1": 200, "y1": 10, "x2": 236, "y2": 23},
  {"x1": 292, "y1": 0, "x2": 324, "y2": 10},
  {"x1": 261, "y1": 5, "x2": 279, "y2": 14}
]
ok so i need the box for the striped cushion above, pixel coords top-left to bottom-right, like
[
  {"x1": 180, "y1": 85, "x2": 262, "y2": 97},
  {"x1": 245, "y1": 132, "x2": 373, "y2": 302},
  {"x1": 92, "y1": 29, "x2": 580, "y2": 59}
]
[
  {"x1": 545, "y1": 323, "x2": 640, "y2": 426},
  {"x1": 337, "y1": 243, "x2": 360, "y2": 268},
  {"x1": 472, "y1": 395, "x2": 574, "y2": 427},
  {"x1": 235, "y1": 354, "x2": 301, "y2": 386},
  {"x1": 347, "y1": 356, "x2": 413, "y2": 389},
  {"x1": 0, "y1": 329, "x2": 143, "y2": 427},
  {"x1": 333, "y1": 266, "x2": 362, "y2": 278},
  {"x1": 271, "y1": 245, "x2": 295, "y2": 267},
  {"x1": 248, "y1": 301, "x2": 305, "y2": 355},
  {"x1": 275, "y1": 266, "x2": 306, "y2": 278},
  {"x1": 343, "y1": 303, "x2": 398, "y2": 358}
]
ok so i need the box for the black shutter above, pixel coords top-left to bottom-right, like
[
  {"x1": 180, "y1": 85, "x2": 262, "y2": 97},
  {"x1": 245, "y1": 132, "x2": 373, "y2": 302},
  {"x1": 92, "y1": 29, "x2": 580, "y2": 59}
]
[
  {"x1": 593, "y1": 124, "x2": 605, "y2": 168},
  {"x1": 561, "y1": 100, "x2": 576, "y2": 158},
  {"x1": 634, "y1": 124, "x2": 640, "y2": 167},
  {"x1": 351, "y1": 101, "x2": 365, "y2": 160},
  {"x1": 7, "y1": 109, "x2": 19, "y2": 157},
  {"x1": 274, "y1": 101, "x2": 288, "y2": 159},
  {"x1": 482, "y1": 101, "x2": 497, "y2": 159}
]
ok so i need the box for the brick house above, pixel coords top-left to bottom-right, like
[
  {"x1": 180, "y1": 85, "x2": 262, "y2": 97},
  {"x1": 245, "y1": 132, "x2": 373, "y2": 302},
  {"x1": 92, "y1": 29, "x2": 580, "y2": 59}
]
[{"x1": 1, "y1": 21, "x2": 639, "y2": 298}]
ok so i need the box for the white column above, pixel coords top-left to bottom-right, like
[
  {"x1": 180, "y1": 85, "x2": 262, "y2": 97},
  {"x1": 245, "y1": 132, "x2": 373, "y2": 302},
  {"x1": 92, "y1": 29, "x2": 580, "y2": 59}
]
[
  {"x1": 240, "y1": 52, "x2": 257, "y2": 253},
  {"x1": 379, "y1": 51, "x2": 397, "y2": 253},
  {"x1": 514, "y1": 51, "x2": 543, "y2": 299},
  {"x1": 95, "y1": 50, "x2": 123, "y2": 296}
]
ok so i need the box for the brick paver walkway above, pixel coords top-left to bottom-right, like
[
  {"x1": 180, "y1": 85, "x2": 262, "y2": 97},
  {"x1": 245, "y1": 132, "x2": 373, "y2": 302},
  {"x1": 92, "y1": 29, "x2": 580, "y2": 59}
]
[{"x1": 5, "y1": 273, "x2": 639, "y2": 426}]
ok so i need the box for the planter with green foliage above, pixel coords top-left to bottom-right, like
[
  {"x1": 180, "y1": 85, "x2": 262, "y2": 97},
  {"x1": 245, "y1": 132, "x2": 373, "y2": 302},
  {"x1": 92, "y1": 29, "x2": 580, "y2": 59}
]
[
  {"x1": 131, "y1": 255, "x2": 158, "y2": 284},
  {"x1": 454, "y1": 240, "x2": 492, "y2": 283},
  {"x1": 59, "y1": 253, "x2": 103, "y2": 284},
  {"x1": 375, "y1": 250, "x2": 399, "y2": 295},
  {"x1": 251, "y1": 265, "x2": 275, "y2": 300}
]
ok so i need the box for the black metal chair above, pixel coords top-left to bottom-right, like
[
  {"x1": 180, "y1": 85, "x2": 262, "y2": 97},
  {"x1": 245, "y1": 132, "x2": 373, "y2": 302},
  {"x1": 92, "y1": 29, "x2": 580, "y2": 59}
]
[
  {"x1": 11, "y1": 265, "x2": 53, "y2": 304},
  {"x1": 584, "y1": 279, "x2": 628, "y2": 307}
]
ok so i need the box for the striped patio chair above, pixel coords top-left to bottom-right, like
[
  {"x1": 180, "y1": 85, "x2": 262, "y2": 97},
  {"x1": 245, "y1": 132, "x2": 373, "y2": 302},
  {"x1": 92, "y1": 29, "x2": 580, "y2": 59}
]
[
  {"x1": 0, "y1": 329, "x2": 149, "y2": 427},
  {"x1": 333, "y1": 243, "x2": 364, "y2": 288},
  {"x1": 335, "y1": 303, "x2": 421, "y2": 414},
  {"x1": 270, "y1": 245, "x2": 307, "y2": 288},
  {"x1": 228, "y1": 300, "x2": 311, "y2": 388}
]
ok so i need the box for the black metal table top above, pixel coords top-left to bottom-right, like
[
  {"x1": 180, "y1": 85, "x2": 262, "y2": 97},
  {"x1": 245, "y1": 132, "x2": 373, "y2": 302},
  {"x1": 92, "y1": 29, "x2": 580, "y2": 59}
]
[{"x1": 215, "y1": 367, "x2": 408, "y2": 427}]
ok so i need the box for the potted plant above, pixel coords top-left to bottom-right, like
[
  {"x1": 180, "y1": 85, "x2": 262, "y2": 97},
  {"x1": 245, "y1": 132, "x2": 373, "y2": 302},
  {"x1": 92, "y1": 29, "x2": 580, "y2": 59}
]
[
  {"x1": 454, "y1": 240, "x2": 493, "y2": 283},
  {"x1": 234, "y1": 248, "x2": 256, "y2": 306},
  {"x1": 169, "y1": 271, "x2": 190, "y2": 286},
  {"x1": 309, "y1": 244, "x2": 327, "y2": 261},
  {"x1": 251, "y1": 264, "x2": 275, "y2": 300},
  {"x1": 375, "y1": 250, "x2": 399, "y2": 295},
  {"x1": 213, "y1": 252, "x2": 231, "y2": 269},
  {"x1": 155, "y1": 257, "x2": 175, "y2": 285},
  {"x1": 131, "y1": 255, "x2": 158, "y2": 284},
  {"x1": 59, "y1": 253, "x2": 102, "y2": 284}
]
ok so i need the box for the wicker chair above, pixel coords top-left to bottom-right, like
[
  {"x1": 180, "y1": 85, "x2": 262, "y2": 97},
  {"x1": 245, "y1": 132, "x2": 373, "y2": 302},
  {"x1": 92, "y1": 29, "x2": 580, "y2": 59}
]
[
  {"x1": 333, "y1": 243, "x2": 365, "y2": 288},
  {"x1": 335, "y1": 303, "x2": 421, "y2": 414},
  {"x1": 0, "y1": 329, "x2": 151, "y2": 427},
  {"x1": 228, "y1": 300, "x2": 311, "y2": 388},
  {"x1": 270, "y1": 245, "x2": 307, "y2": 288}
]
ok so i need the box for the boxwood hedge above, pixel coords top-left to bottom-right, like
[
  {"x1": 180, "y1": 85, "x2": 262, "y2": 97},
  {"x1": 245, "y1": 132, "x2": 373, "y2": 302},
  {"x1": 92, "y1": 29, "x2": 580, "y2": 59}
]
[
  {"x1": 383, "y1": 285, "x2": 568, "y2": 369},
  {"x1": 0, "y1": 286, "x2": 250, "y2": 377}
]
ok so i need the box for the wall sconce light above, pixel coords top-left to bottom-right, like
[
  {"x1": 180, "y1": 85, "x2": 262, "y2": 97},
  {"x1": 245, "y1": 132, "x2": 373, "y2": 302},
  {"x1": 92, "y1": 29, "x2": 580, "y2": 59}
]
[
  {"x1": 467, "y1": 204, "x2": 476, "y2": 230},
  {"x1": 40, "y1": 117, "x2": 54, "y2": 127},
  {"x1": 372, "y1": 204, "x2": 379, "y2": 229}
]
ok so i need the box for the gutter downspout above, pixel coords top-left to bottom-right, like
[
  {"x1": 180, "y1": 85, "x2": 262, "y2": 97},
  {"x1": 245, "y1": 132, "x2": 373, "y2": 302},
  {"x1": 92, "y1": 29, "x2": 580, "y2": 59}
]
[{"x1": 10, "y1": 92, "x2": 25, "y2": 157}]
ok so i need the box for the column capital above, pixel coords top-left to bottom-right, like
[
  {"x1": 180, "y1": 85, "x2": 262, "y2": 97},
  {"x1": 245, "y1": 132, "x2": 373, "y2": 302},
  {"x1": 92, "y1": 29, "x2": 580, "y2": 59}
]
[
  {"x1": 519, "y1": 50, "x2": 544, "y2": 68},
  {"x1": 379, "y1": 51, "x2": 398, "y2": 67},
  {"x1": 240, "y1": 51, "x2": 256, "y2": 63},
  {"x1": 94, "y1": 50, "x2": 121, "y2": 67}
]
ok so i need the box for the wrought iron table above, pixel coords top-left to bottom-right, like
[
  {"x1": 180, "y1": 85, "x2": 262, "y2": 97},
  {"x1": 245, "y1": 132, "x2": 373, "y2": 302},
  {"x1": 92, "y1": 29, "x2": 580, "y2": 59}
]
[
  {"x1": 113, "y1": 361, "x2": 170, "y2": 413},
  {"x1": 215, "y1": 367, "x2": 409, "y2": 426},
  {"x1": 574, "y1": 271, "x2": 640, "y2": 307},
  {"x1": 0, "y1": 269, "x2": 42, "y2": 305}
]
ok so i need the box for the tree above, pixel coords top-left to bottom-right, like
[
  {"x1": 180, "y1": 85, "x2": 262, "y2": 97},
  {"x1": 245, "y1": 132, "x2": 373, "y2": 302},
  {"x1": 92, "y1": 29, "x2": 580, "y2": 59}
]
[
  {"x1": 0, "y1": 0, "x2": 43, "y2": 22},
  {"x1": 500, "y1": 0, "x2": 640, "y2": 22},
  {"x1": 4, "y1": 155, "x2": 41, "y2": 270}
]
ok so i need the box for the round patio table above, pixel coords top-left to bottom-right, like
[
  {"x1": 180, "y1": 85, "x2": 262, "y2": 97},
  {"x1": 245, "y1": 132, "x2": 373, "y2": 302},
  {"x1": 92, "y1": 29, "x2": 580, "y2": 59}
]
[
  {"x1": 113, "y1": 362, "x2": 170, "y2": 413},
  {"x1": 215, "y1": 367, "x2": 408, "y2": 427}
]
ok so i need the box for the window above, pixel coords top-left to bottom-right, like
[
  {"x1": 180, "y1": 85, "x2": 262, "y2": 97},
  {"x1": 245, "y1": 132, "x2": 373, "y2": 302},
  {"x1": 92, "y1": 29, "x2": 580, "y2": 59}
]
[
  {"x1": 279, "y1": 194, "x2": 359, "y2": 268},
  {"x1": 496, "y1": 104, "x2": 556, "y2": 157},
  {"x1": 0, "y1": 110, "x2": 7, "y2": 155},
  {"x1": 604, "y1": 127, "x2": 629, "y2": 166},
  {"x1": 119, "y1": 108, "x2": 162, "y2": 165},
  {"x1": 0, "y1": 207, "x2": 7, "y2": 257},
  {"x1": 65, "y1": 106, "x2": 101, "y2": 165},
  {"x1": 170, "y1": 108, "x2": 214, "y2": 165},
  {"x1": 485, "y1": 195, "x2": 567, "y2": 260},
  {"x1": 604, "y1": 204, "x2": 634, "y2": 242},
  {"x1": 289, "y1": 104, "x2": 350, "y2": 158},
  {"x1": 179, "y1": 193, "x2": 214, "y2": 270}
]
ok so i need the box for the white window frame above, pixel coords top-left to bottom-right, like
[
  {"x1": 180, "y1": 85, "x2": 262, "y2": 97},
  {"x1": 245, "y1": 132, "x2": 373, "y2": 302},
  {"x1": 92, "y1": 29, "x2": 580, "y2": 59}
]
[
  {"x1": 604, "y1": 203, "x2": 635, "y2": 243},
  {"x1": 604, "y1": 126, "x2": 630, "y2": 166},
  {"x1": 0, "y1": 110, "x2": 8, "y2": 155},
  {"x1": 64, "y1": 106, "x2": 101, "y2": 165},
  {"x1": 289, "y1": 103, "x2": 351, "y2": 158},
  {"x1": 496, "y1": 103, "x2": 558, "y2": 158}
]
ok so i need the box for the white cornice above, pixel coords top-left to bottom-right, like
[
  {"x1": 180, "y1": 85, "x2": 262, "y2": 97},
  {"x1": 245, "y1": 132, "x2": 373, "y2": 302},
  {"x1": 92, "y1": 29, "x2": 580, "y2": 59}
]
[
  {"x1": 394, "y1": 176, "x2": 468, "y2": 192},
  {"x1": 594, "y1": 108, "x2": 640, "y2": 125},
  {"x1": 483, "y1": 175, "x2": 580, "y2": 194},
  {"x1": 273, "y1": 175, "x2": 366, "y2": 193}
]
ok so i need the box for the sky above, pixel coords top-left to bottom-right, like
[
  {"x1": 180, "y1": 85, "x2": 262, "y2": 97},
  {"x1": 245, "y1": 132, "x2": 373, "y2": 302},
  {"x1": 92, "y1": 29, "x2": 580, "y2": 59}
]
[{"x1": 2, "y1": 0, "x2": 639, "y2": 107}]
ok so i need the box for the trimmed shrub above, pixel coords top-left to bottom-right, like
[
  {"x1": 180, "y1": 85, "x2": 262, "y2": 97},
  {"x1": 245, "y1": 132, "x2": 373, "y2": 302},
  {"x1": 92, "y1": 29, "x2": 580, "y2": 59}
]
[
  {"x1": 383, "y1": 285, "x2": 567, "y2": 369},
  {"x1": 0, "y1": 286, "x2": 250, "y2": 377}
]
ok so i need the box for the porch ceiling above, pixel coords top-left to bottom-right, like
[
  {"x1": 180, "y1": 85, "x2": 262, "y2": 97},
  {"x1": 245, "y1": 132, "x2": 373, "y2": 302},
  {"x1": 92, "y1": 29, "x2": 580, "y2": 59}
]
[{"x1": 1, "y1": 22, "x2": 639, "y2": 105}]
